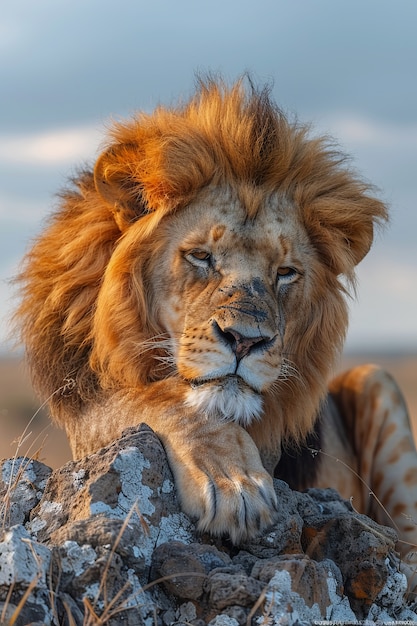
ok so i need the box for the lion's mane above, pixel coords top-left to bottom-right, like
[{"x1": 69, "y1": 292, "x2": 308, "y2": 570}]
[{"x1": 15, "y1": 77, "x2": 388, "y2": 448}]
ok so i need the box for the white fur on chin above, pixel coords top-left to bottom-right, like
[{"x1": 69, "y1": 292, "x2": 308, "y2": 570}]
[{"x1": 185, "y1": 377, "x2": 263, "y2": 427}]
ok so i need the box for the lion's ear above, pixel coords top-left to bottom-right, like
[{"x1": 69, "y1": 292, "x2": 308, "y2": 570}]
[
  {"x1": 94, "y1": 146, "x2": 148, "y2": 232},
  {"x1": 307, "y1": 193, "x2": 388, "y2": 277}
]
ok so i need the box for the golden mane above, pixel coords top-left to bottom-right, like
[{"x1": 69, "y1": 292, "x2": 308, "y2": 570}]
[{"x1": 15, "y1": 77, "x2": 388, "y2": 436}]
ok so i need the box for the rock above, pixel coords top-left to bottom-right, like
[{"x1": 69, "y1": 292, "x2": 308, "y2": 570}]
[
  {"x1": 29, "y1": 425, "x2": 196, "y2": 559},
  {"x1": 0, "y1": 457, "x2": 52, "y2": 527},
  {"x1": 151, "y1": 540, "x2": 232, "y2": 600},
  {"x1": 204, "y1": 570, "x2": 264, "y2": 611},
  {"x1": 0, "y1": 525, "x2": 51, "y2": 588},
  {"x1": 207, "y1": 616, "x2": 240, "y2": 626},
  {"x1": 0, "y1": 422, "x2": 415, "y2": 625},
  {"x1": 260, "y1": 567, "x2": 358, "y2": 624},
  {"x1": 300, "y1": 491, "x2": 397, "y2": 617},
  {"x1": 0, "y1": 525, "x2": 53, "y2": 626}
]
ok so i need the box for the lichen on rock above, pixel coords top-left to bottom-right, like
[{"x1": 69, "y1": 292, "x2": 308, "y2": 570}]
[{"x1": 0, "y1": 423, "x2": 416, "y2": 625}]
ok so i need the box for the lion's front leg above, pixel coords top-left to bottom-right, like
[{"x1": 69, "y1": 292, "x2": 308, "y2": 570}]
[
  {"x1": 159, "y1": 417, "x2": 278, "y2": 542},
  {"x1": 137, "y1": 385, "x2": 278, "y2": 542},
  {"x1": 70, "y1": 380, "x2": 278, "y2": 543}
]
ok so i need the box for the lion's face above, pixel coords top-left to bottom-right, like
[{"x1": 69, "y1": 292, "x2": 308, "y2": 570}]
[
  {"x1": 16, "y1": 78, "x2": 388, "y2": 456},
  {"x1": 149, "y1": 185, "x2": 318, "y2": 426}
]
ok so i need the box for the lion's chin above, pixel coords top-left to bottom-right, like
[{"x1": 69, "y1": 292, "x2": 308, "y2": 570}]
[{"x1": 185, "y1": 375, "x2": 263, "y2": 427}]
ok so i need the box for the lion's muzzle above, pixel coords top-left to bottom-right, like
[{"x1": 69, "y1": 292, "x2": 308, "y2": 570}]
[{"x1": 212, "y1": 320, "x2": 276, "y2": 361}]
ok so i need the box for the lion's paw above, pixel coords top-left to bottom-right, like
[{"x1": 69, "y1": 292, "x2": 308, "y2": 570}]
[
  {"x1": 195, "y1": 469, "x2": 278, "y2": 543},
  {"x1": 168, "y1": 425, "x2": 278, "y2": 543}
]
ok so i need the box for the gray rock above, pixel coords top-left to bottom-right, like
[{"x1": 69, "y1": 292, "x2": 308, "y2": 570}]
[
  {"x1": 29, "y1": 425, "x2": 196, "y2": 557},
  {"x1": 207, "y1": 616, "x2": 240, "y2": 626},
  {"x1": 151, "y1": 540, "x2": 232, "y2": 601},
  {"x1": 0, "y1": 422, "x2": 415, "y2": 625},
  {"x1": 204, "y1": 571, "x2": 264, "y2": 611},
  {"x1": 0, "y1": 457, "x2": 52, "y2": 526},
  {"x1": 0, "y1": 525, "x2": 51, "y2": 588},
  {"x1": 0, "y1": 525, "x2": 53, "y2": 625}
]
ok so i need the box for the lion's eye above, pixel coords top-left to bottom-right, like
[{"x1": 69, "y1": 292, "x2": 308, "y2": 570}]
[
  {"x1": 191, "y1": 250, "x2": 210, "y2": 261},
  {"x1": 277, "y1": 267, "x2": 298, "y2": 283},
  {"x1": 185, "y1": 250, "x2": 212, "y2": 268}
]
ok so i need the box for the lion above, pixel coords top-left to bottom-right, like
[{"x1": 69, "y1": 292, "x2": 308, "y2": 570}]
[{"x1": 15, "y1": 78, "x2": 417, "y2": 577}]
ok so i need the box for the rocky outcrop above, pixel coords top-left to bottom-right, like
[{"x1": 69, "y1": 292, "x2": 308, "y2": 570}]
[{"x1": 0, "y1": 424, "x2": 416, "y2": 625}]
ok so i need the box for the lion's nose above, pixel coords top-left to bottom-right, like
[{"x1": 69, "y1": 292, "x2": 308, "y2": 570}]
[{"x1": 214, "y1": 322, "x2": 270, "y2": 360}]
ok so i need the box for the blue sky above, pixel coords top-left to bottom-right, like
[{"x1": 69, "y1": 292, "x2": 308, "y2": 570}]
[{"x1": 1, "y1": 0, "x2": 416, "y2": 351}]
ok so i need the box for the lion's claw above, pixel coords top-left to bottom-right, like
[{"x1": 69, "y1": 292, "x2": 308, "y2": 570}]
[{"x1": 195, "y1": 470, "x2": 277, "y2": 543}]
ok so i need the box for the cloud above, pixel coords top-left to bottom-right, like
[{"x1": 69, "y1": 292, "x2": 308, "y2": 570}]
[
  {"x1": 0, "y1": 125, "x2": 102, "y2": 166},
  {"x1": 322, "y1": 115, "x2": 417, "y2": 149}
]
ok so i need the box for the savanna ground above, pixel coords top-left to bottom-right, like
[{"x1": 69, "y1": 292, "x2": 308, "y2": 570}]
[{"x1": 0, "y1": 352, "x2": 416, "y2": 469}]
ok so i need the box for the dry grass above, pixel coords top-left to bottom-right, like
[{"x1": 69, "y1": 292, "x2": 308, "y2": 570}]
[{"x1": 0, "y1": 357, "x2": 71, "y2": 467}]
